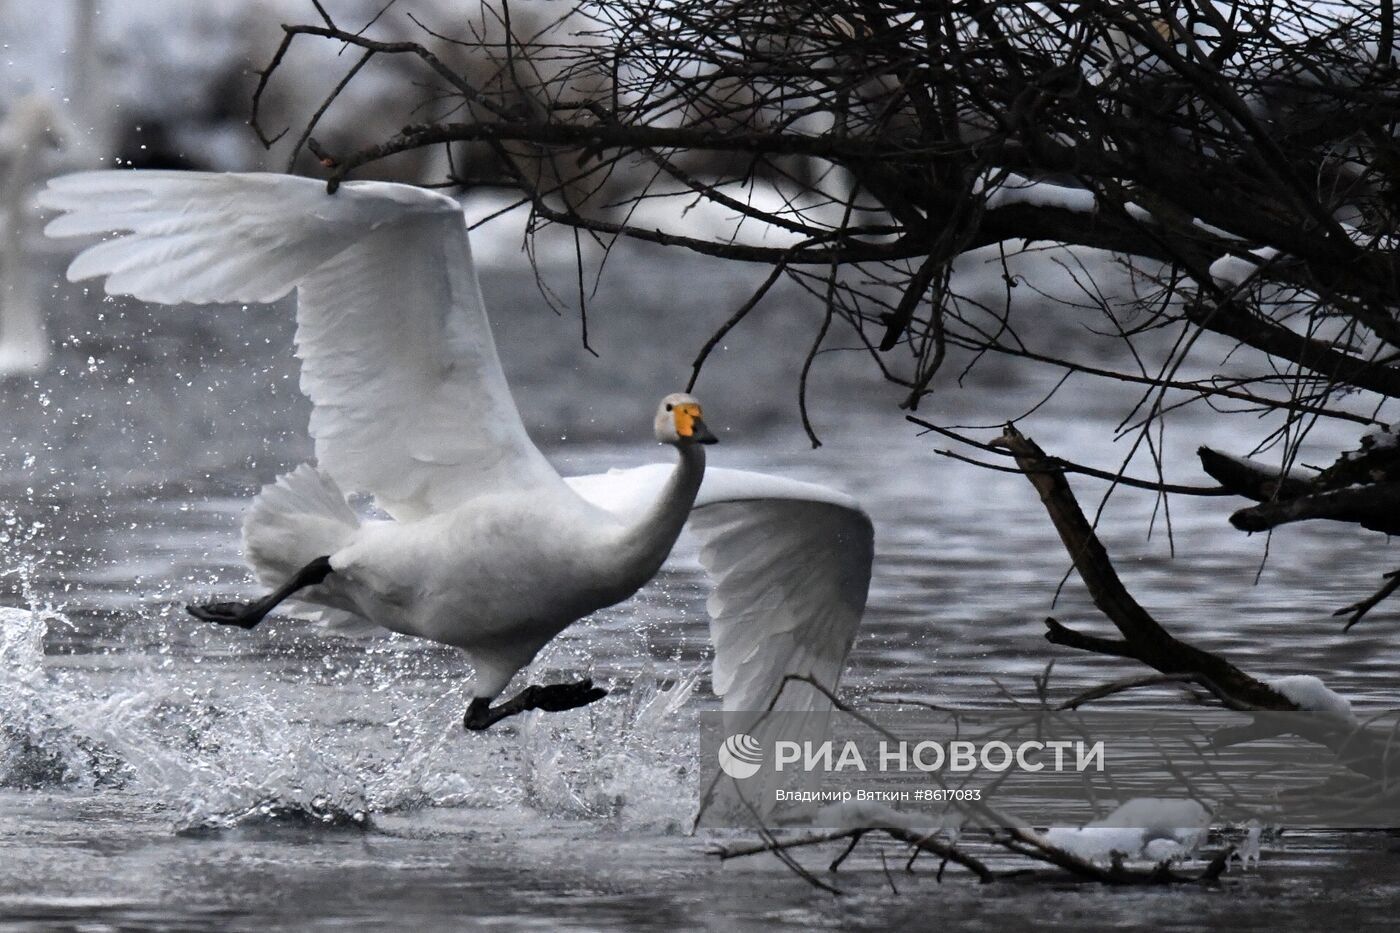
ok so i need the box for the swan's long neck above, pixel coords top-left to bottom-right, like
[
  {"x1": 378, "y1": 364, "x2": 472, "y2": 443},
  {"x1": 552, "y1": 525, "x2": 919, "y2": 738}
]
[{"x1": 614, "y1": 443, "x2": 707, "y2": 584}]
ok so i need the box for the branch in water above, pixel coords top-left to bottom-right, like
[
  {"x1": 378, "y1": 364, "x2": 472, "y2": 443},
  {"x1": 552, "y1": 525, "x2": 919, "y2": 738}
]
[{"x1": 993, "y1": 425, "x2": 1296, "y2": 712}]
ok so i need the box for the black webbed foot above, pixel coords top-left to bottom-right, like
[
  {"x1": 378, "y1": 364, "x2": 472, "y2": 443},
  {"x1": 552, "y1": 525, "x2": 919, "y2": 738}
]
[
  {"x1": 529, "y1": 679, "x2": 609, "y2": 712},
  {"x1": 186, "y1": 601, "x2": 264, "y2": 629},
  {"x1": 184, "y1": 555, "x2": 335, "y2": 633},
  {"x1": 463, "y1": 679, "x2": 609, "y2": 731}
]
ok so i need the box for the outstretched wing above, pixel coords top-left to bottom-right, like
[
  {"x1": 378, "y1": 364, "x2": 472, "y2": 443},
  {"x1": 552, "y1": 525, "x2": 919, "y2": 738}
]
[
  {"x1": 39, "y1": 170, "x2": 560, "y2": 519},
  {"x1": 569, "y1": 464, "x2": 874, "y2": 712}
]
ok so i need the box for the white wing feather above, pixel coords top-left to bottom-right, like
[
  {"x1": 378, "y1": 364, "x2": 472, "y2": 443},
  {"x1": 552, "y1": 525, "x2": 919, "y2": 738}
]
[
  {"x1": 39, "y1": 171, "x2": 560, "y2": 518},
  {"x1": 569, "y1": 465, "x2": 874, "y2": 712}
]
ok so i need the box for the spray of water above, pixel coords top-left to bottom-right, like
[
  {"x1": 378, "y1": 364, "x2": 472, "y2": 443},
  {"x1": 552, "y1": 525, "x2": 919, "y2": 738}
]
[
  {"x1": 0, "y1": 601, "x2": 704, "y2": 835},
  {"x1": 518, "y1": 662, "x2": 702, "y2": 831},
  {"x1": 0, "y1": 606, "x2": 126, "y2": 788}
]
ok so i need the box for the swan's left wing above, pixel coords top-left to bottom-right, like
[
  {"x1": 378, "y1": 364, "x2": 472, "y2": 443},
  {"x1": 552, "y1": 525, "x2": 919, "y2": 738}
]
[
  {"x1": 39, "y1": 171, "x2": 562, "y2": 520},
  {"x1": 569, "y1": 465, "x2": 874, "y2": 712}
]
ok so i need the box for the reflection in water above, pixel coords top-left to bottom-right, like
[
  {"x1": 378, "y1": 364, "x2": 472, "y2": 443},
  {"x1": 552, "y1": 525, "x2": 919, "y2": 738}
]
[{"x1": 0, "y1": 248, "x2": 1394, "y2": 927}]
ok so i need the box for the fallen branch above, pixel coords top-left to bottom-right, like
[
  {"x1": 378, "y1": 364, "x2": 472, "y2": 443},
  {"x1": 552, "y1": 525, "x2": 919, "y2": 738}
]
[
  {"x1": 993, "y1": 425, "x2": 1297, "y2": 712},
  {"x1": 997, "y1": 426, "x2": 1400, "y2": 786},
  {"x1": 1055, "y1": 673, "x2": 1216, "y2": 710},
  {"x1": 719, "y1": 675, "x2": 1250, "y2": 886},
  {"x1": 711, "y1": 826, "x2": 997, "y2": 883},
  {"x1": 710, "y1": 820, "x2": 1231, "y2": 886},
  {"x1": 1227, "y1": 481, "x2": 1400, "y2": 536}
]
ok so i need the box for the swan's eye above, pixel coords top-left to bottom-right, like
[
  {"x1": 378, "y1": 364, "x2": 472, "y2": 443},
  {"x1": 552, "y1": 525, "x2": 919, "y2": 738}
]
[{"x1": 665, "y1": 403, "x2": 673, "y2": 411}]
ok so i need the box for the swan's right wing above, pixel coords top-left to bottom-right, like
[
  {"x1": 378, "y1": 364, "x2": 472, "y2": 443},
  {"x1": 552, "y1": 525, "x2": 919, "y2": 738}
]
[
  {"x1": 688, "y1": 473, "x2": 874, "y2": 714},
  {"x1": 570, "y1": 465, "x2": 875, "y2": 713},
  {"x1": 40, "y1": 171, "x2": 560, "y2": 518}
]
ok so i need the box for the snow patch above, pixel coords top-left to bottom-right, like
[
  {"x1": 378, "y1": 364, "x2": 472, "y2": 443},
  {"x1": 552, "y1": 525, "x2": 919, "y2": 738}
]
[
  {"x1": 1354, "y1": 422, "x2": 1398, "y2": 455},
  {"x1": 1123, "y1": 201, "x2": 1153, "y2": 223},
  {"x1": 984, "y1": 174, "x2": 1098, "y2": 214},
  {"x1": 1042, "y1": 797, "x2": 1210, "y2": 863},
  {"x1": 1209, "y1": 246, "x2": 1279, "y2": 288},
  {"x1": 1267, "y1": 674, "x2": 1358, "y2": 726}
]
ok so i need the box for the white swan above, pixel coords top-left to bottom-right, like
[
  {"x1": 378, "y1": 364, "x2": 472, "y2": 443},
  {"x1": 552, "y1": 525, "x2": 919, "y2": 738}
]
[
  {"x1": 0, "y1": 0, "x2": 105, "y2": 378},
  {"x1": 38, "y1": 171, "x2": 874, "y2": 728},
  {"x1": 0, "y1": 96, "x2": 60, "y2": 377}
]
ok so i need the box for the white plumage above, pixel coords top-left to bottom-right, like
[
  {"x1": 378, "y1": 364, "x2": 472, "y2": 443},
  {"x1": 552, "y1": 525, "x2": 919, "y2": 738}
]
[
  {"x1": 569, "y1": 466, "x2": 871, "y2": 713},
  {"x1": 39, "y1": 170, "x2": 874, "y2": 723},
  {"x1": 0, "y1": 96, "x2": 60, "y2": 377}
]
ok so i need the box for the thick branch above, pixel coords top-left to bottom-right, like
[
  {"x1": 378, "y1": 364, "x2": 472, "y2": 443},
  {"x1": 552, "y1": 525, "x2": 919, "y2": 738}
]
[
  {"x1": 311, "y1": 119, "x2": 957, "y2": 187},
  {"x1": 1184, "y1": 301, "x2": 1400, "y2": 399},
  {"x1": 1197, "y1": 447, "x2": 1314, "y2": 502},
  {"x1": 1229, "y1": 481, "x2": 1400, "y2": 535},
  {"x1": 994, "y1": 425, "x2": 1296, "y2": 711}
]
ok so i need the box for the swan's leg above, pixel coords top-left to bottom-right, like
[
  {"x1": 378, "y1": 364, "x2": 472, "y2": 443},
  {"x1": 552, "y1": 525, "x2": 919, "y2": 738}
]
[
  {"x1": 462, "y1": 679, "x2": 609, "y2": 731},
  {"x1": 185, "y1": 556, "x2": 334, "y2": 630}
]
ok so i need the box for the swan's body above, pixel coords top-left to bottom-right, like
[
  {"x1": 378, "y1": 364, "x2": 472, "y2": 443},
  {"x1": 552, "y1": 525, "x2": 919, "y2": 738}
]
[
  {"x1": 38, "y1": 171, "x2": 874, "y2": 720},
  {"x1": 275, "y1": 446, "x2": 708, "y2": 697}
]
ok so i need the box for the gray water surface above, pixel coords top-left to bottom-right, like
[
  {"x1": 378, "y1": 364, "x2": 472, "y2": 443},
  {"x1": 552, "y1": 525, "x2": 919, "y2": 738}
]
[{"x1": 0, "y1": 245, "x2": 1396, "y2": 930}]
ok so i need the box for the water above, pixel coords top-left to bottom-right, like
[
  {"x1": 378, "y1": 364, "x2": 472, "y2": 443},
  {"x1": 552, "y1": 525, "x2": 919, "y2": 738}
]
[{"x1": 1, "y1": 242, "x2": 1396, "y2": 930}]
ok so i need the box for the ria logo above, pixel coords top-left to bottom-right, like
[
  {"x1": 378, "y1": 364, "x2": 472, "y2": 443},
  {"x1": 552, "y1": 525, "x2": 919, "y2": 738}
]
[{"x1": 718, "y1": 733, "x2": 764, "y2": 779}]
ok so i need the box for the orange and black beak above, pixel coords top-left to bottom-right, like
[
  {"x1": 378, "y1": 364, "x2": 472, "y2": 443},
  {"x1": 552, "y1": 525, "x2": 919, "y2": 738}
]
[
  {"x1": 674, "y1": 404, "x2": 719, "y2": 444},
  {"x1": 690, "y1": 416, "x2": 718, "y2": 444}
]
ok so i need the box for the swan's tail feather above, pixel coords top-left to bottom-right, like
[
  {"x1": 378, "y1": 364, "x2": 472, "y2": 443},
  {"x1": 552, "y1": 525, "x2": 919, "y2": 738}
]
[
  {"x1": 243, "y1": 465, "x2": 377, "y2": 635},
  {"x1": 243, "y1": 463, "x2": 359, "y2": 589}
]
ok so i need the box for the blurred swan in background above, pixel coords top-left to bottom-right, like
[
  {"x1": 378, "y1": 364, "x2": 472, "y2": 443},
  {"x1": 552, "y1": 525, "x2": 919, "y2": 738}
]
[
  {"x1": 0, "y1": 96, "x2": 61, "y2": 377},
  {"x1": 38, "y1": 170, "x2": 874, "y2": 729},
  {"x1": 0, "y1": 0, "x2": 110, "y2": 377}
]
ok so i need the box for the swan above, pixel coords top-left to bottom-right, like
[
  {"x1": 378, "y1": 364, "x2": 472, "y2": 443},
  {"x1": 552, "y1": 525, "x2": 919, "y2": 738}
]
[
  {"x1": 37, "y1": 170, "x2": 874, "y2": 729},
  {"x1": 0, "y1": 0, "x2": 105, "y2": 378},
  {"x1": 0, "y1": 95, "x2": 60, "y2": 376}
]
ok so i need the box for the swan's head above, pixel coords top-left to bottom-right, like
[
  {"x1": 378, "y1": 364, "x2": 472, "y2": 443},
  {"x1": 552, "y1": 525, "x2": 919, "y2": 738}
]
[{"x1": 654, "y1": 393, "x2": 717, "y2": 446}]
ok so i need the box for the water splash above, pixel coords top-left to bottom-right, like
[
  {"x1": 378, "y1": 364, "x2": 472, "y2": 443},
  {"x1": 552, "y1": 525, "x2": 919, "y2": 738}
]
[
  {"x1": 73, "y1": 644, "x2": 480, "y2": 832},
  {"x1": 0, "y1": 606, "x2": 125, "y2": 788},
  {"x1": 2, "y1": 591, "x2": 708, "y2": 836},
  {"x1": 518, "y1": 663, "x2": 703, "y2": 832},
  {"x1": 177, "y1": 795, "x2": 372, "y2": 834}
]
